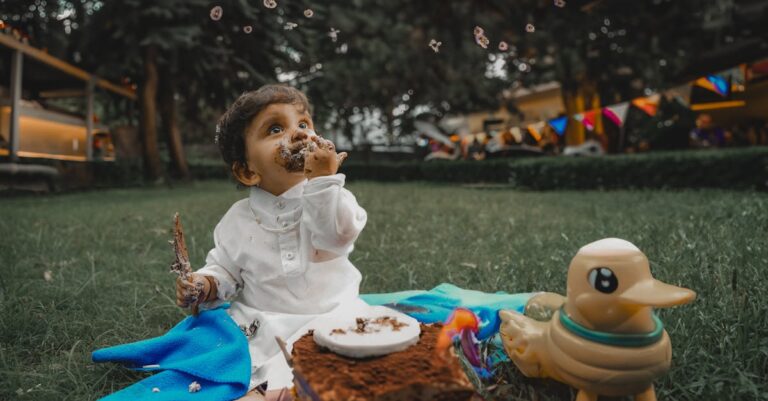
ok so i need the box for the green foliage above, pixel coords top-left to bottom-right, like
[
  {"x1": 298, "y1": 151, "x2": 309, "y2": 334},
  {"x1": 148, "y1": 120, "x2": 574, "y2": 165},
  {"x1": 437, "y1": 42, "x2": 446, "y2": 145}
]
[{"x1": 335, "y1": 147, "x2": 768, "y2": 190}]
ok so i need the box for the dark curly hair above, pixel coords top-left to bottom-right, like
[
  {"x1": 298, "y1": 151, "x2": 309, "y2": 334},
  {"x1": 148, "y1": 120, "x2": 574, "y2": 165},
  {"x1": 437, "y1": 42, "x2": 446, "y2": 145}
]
[{"x1": 216, "y1": 84, "x2": 311, "y2": 170}]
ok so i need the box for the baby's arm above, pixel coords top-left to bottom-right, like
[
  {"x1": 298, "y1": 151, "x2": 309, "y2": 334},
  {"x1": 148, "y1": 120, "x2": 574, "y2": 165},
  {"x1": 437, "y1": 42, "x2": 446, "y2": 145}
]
[
  {"x1": 302, "y1": 174, "x2": 367, "y2": 255},
  {"x1": 177, "y1": 222, "x2": 243, "y2": 309}
]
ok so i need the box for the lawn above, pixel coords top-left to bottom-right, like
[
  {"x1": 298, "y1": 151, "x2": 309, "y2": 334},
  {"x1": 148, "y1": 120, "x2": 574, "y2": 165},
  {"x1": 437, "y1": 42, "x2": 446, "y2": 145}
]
[{"x1": 1, "y1": 181, "x2": 766, "y2": 401}]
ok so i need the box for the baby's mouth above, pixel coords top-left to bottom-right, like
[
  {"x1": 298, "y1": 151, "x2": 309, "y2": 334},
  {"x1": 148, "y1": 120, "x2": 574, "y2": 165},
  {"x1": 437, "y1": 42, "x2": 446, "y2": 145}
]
[
  {"x1": 276, "y1": 131, "x2": 336, "y2": 173},
  {"x1": 277, "y1": 139, "x2": 317, "y2": 173}
]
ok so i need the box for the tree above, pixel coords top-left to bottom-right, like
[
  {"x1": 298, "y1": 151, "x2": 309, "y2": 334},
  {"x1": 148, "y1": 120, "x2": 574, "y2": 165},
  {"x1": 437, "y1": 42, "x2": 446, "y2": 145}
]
[{"x1": 82, "y1": 0, "x2": 288, "y2": 179}]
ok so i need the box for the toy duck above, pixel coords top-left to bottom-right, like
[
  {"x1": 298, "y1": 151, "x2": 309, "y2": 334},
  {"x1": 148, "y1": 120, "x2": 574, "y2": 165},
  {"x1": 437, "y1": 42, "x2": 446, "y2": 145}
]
[{"x1": 499, "y1": 238, "x2": 696, "y2": 401}]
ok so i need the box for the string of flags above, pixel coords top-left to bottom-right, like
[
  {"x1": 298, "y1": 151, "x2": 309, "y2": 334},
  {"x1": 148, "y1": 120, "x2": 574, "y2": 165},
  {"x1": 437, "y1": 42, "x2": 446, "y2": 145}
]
[{"x1": 527, "y1": 65, "x2": 748, "y2": 139}]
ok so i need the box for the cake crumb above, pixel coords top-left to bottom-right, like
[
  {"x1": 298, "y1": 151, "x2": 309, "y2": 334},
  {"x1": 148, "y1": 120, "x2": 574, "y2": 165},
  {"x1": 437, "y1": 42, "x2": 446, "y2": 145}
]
[
  {"x1": 188, "y1": 381, "x2": 201, "y2": 393},
  {"x1": 330, "y1": 328, "x2": 347, "y2": 335},
  {"x1": 355, "y1": 318, "x2": 368, "y2": 333},
  {"x1": 372, "y1": 316, "x2": 409, "y2": 331}
]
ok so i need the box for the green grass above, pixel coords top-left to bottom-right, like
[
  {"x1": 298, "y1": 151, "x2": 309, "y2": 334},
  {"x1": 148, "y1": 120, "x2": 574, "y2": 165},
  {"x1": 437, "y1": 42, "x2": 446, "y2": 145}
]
[{"x1": 1, "y1": 181, "x2": 767, "y2": 401}]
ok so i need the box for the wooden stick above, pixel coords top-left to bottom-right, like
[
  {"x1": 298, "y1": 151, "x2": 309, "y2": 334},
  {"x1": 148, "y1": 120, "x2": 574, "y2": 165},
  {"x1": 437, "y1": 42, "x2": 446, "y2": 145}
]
[
  {"x1": 275, "y1": 336, "x2": 293, "y2": 367},
  {"x1": 170, "y1": 212, "x2": 198, "y2": 315}
]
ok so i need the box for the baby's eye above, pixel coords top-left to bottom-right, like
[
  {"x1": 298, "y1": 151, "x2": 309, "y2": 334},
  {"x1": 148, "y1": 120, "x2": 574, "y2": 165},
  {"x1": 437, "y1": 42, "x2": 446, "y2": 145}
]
[
  {"x1": 268, "y1": 125, "x2": 283, "y2": 135},
  {"x1": 298, "y1": 122, "x2": 309, "y2": 129}
]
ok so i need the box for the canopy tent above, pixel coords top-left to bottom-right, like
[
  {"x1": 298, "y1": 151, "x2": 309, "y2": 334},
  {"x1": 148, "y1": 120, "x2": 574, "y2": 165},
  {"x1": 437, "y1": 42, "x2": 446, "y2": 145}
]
[{"x1": 0, "y1": 33, "x2": 135, "y2": 163}]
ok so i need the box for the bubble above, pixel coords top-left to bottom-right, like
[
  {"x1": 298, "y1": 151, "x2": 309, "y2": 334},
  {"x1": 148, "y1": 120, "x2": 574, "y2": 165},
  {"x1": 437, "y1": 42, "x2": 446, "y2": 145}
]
[
  {"x1": 263, "y1": 0, "x2": 277, "y2": 9},
  {"x1": 284, "y1": 22, "x2": 297, "y2": 30},
  {"x1": 243, "y1": 25, "x2": 253, "y2": 34},
  {"x1": 525, "y1": 23, "x2": 535, "y2": 33},
  {"x1": 498, "y1": 41, "x2": 508, "y2": 51},
  {"x1": 518, "y1": 63, "x2": 529, "y2": 72},
  {"x1": 328, "y1": 27, "x2": 340, "y2": 42},
  {"x1": 303, "y1": 9, "x2": 314, "y2": 18},
  {"x1": 554, "y1": 0, "x2": 566, "y2": 7},
  {"x1": 474, "y1": 33, "x2": 489, "y2": 49},
  {"x1": 473, "y1": 26, "x2": 484, "y2": 36},
  {"x1": 209, "y1": 6, "x2": 223, "y2": 21},
  {"x1": 428, "y1": 39, "x2": 442, "y2": 53}
]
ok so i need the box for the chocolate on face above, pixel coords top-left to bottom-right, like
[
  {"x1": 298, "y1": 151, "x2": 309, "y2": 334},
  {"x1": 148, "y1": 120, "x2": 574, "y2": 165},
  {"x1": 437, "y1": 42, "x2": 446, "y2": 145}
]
[{"x1": 275, "y1": 130, "x2": 335, "y2": 173}]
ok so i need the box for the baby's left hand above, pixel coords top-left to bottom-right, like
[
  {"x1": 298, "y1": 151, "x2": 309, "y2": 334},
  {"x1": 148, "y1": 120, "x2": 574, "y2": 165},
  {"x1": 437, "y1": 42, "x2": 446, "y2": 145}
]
[{"x1": 304, "y1": 137, "x2": 347, "y2": 179}]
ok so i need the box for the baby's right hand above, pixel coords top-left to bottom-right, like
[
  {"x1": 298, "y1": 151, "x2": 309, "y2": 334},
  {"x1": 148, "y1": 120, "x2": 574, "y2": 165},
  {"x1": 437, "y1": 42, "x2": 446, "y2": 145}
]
[{"x1": 176, "y1": 273, "x2": 211, "y2": 308}]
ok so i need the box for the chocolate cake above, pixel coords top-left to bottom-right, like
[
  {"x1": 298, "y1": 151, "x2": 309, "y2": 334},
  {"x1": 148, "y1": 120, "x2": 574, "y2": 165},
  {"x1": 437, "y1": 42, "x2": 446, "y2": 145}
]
[{"x1": 290, "y1": 323, "x2": 476, "y2": 401}]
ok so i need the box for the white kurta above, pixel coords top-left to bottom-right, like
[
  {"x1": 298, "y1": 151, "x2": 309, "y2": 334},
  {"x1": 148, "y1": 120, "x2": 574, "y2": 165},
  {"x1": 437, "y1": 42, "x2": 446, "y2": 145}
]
[{"x1": 196, "y1": 174, "x2": 368, "y2": 390}]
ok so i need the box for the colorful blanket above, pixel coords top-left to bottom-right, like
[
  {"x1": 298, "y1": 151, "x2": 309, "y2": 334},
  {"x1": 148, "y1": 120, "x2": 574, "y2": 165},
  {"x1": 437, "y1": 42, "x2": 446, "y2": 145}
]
[{"x1": 361, "y1": 283, "x2": 534, "y2": 340}]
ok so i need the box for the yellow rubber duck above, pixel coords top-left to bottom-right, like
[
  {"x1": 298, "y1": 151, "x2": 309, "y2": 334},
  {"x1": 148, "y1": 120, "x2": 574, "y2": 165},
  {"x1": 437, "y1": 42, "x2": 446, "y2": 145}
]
[{"x1": 500, "y1": 238, "x2": 696, "y2": 401}]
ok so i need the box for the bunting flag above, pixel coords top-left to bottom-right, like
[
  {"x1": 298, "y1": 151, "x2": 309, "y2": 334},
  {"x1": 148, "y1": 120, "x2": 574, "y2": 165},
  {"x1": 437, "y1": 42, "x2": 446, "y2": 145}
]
[
  {"x1": 576, "y1": 110, "x2": 599, "y2": 131},
  {"x1": 602, "y1": 102, "x2": 630, "y2": 127},
  {"x1": 527, "y1": 122, "x2": 546, "y2": 142},
  {"x1": 547, "y1": 116, "x2": 568, "y2": 136},
  {"x1": 695, "y1": 75, "x2": 729, "y2": 97},
  {"x1": 632, "y1": 94, "x2": 660, "y2": 116},
  {"x1": 509, "y1": 126, "x2": 523, "y2": 143},
  {"x1": 665, "y1": 85, "x2": 692, "y2": 106}
]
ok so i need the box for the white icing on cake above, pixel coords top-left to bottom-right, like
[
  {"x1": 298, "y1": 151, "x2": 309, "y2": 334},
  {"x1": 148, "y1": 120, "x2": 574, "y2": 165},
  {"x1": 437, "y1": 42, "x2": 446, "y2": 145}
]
[{"x1": 313, "y1": 306, "x2": 421, "y2": 358}]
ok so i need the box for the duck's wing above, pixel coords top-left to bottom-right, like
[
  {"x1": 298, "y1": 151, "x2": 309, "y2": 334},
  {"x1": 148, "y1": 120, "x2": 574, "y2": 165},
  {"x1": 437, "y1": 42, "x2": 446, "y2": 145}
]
[{"x1": 499, "y1": 310, "x2": 548, "y2": 378}]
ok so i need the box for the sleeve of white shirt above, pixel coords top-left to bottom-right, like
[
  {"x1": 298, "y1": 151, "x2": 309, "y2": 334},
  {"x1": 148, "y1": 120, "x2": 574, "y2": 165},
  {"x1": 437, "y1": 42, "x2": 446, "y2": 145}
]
[
  {"x1": 302, "y1": 174, "x2": 367, "y2": 255},
  {"x1": 196, "y1": 221, "x2": 243, "y2": 301}
]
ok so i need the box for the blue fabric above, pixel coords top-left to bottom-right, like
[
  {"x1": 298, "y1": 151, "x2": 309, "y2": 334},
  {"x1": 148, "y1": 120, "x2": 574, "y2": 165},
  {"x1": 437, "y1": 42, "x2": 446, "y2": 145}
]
[
  {"x1": 361, "y1": 283, "x2": 534, "y2": 340},
  {"x1": 92, "y1": 305, "x2": 250, "y2": 401}
]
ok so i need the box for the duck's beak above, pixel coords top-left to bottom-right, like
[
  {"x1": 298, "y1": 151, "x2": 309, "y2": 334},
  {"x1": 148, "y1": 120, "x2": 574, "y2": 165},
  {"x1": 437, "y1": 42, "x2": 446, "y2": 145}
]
[{"x1": 620, "y1": 279, "x2": 696, "y2": 307}]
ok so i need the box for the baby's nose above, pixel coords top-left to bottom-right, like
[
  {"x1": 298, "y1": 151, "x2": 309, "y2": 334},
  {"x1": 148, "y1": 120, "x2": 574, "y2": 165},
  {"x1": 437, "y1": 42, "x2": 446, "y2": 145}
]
[{"x1": 290, "y1": 129, "x2": 309, "y2": 142}]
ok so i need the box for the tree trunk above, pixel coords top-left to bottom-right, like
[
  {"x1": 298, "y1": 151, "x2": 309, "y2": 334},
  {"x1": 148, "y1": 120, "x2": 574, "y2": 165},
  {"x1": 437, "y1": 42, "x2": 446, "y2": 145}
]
[
  {"x1": 140, "y1": 45, "x2": 162, "y2": 180},
  {"x1": 562, "y1": 87, "x2": 584, "y2": 146},
  {"x1": 159, "y1": 67, "x2": 190, "y2": 179}
]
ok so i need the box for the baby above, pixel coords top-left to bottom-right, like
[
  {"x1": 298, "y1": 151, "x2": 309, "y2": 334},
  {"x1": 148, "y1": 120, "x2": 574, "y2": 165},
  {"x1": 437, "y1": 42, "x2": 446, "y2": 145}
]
[{"x1": 176, "y1": 84, "x2": 368, "y2": 400}]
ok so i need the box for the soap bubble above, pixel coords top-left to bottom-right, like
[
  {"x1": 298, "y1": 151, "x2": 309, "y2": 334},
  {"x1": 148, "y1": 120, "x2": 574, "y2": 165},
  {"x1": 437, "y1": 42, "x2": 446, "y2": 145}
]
[
  {"x1": 498, "y1": 41, "x2": 509, "y2": 51},
  {"x1": 263, "y1": 0, "x2": 277, "y2": 9},
  {"x1": 473, "y1": 26, "x2": 490, "y2": 49},
  {"x1": 328, "y1": 27, "x2": 340, "y2": 42},
  {"x1": 209, "y1": 6, "x2": 223, "y2": 21},
  {"x1": 475, "y1": 34, "x2": 489, "y2": 49},
  {"x1": 303, "y1": 9, "x2": 314, "y2": 18},
  {"x1": 243, "y1": 25, "x2": 253, "y2": 34},
  {"x1": 554, "y1": 0, "x2": 566, "y2": 7},
  {"x1": 525, "y1": 23, "x2": 535, "y2": 33},
  {"x1": 428, "y1": 39, "x2": 442, "y2": 53}
]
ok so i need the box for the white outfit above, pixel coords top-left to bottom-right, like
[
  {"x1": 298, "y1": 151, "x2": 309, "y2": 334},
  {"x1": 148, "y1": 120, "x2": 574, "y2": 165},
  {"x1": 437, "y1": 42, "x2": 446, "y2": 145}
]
[{"x1": 196, "y1": 174, "x2": 368, "y2": 390}]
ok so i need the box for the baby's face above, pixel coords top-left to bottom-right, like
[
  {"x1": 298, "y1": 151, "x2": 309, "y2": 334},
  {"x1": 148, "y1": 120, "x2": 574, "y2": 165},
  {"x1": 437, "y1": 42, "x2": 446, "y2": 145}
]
[{"x1": 242, "y1": 103, "x2": 315, "y2": 194}]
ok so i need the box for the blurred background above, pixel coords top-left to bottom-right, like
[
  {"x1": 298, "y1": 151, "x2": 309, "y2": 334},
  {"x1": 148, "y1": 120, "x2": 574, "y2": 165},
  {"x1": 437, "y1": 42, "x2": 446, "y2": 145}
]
[{"x1": 1, "y1": 0, "x2": 767, "y2": 190}]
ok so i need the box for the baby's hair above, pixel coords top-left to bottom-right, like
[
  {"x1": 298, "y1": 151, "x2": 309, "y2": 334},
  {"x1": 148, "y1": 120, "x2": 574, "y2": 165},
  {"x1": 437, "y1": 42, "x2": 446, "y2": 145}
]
[{"x1": 216, "y1": 84, "x2": 311, "y2": 169}]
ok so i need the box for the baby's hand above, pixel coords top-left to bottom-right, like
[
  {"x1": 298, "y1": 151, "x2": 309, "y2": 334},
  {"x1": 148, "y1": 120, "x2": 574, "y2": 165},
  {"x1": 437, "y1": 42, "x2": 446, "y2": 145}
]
[
  {"x1": 303, "y1": 137, "x2": 347, "y2": 179},
  {"x1": 176, "y1": 273, "x2": 211, "y2": 308}
]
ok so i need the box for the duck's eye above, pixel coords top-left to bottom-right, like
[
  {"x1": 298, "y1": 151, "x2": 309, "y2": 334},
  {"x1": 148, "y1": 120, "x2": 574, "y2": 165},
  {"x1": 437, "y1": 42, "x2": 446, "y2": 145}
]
[
  {"x1": 587, "y1": 267, "x2": 618, "y2": 294},
  {"x1": 298, "y1": 122, "x2": 309, "y2": 129},
  {"x1": 268, "y1": 125, "x2": 283, "y2": 135}
]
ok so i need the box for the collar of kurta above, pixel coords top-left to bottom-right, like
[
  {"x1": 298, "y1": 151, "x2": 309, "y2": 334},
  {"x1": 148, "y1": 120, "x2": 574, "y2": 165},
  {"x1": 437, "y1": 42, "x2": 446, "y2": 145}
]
[{"x1": 248, "y1": 180, "x2": 306, "y2": 231}]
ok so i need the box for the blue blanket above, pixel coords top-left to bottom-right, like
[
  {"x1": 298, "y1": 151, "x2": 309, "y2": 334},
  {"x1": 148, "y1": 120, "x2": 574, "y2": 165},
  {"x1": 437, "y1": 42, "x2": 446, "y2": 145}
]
[
  {"x1": 92, "y1": 305, "x2": 250, "y2": 401},
  {"x1": 93, "y1": 284, "x2": 533, "y2": 400},
  {"x1": 361, "y1": 283, "x2": 534, "y2": 340}
]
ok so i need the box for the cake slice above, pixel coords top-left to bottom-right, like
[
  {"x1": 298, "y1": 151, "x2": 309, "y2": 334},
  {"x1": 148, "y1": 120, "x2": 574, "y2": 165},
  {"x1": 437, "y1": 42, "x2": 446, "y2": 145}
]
[{"x1": 291, "y1": 323, "x2": 476, "y2": 401}]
